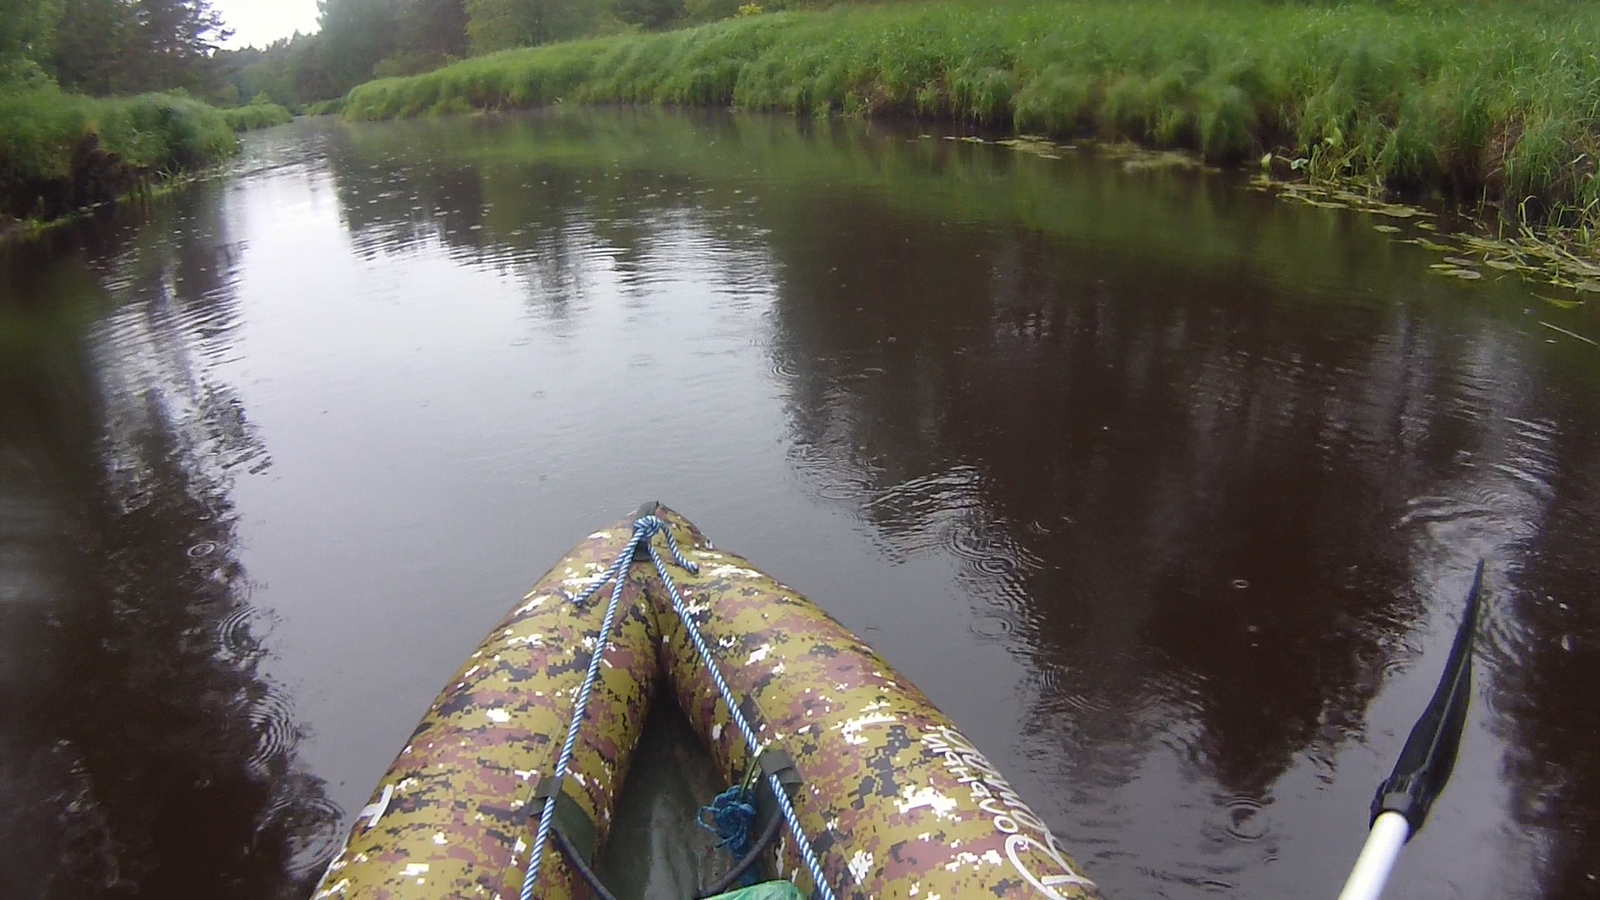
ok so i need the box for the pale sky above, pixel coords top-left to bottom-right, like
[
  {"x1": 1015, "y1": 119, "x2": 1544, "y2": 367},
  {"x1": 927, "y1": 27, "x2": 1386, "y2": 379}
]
[{"x1": 215, "y1": 0, "x2": 323, "y2": 49}]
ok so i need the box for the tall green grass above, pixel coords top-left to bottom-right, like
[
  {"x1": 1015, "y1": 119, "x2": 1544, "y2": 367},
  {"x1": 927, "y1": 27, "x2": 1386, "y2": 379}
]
[
  {"x1": 1, "y1": 84, "x2": 240, "y2": 222},
  {"x1": 342, "y1": 0, "x2": 1600, "y2": 231},
  {"x1": 222, "y1": 99, "x2": 294, "y2": 132},
  {"x1": 305, "y1": 98, "x2": 346, "y2": 117}
]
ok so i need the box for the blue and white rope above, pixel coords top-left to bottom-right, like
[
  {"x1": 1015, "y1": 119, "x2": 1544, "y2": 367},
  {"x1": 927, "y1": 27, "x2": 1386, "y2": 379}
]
[
  {"x1": 518, "y1": 515, "x2": 838, "y2": 900},
  {"x1": 518, "y1": 519, "x2": 648, "y2": 900},
  {"x1": 641, "y1": 522, "x2": 839, "y2": 900}
]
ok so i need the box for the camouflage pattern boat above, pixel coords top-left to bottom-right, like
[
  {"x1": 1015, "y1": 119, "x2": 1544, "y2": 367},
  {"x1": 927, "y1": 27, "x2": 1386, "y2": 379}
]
[{"x1": 314, "y1": 504, "x2": 1100, "y2": 899}]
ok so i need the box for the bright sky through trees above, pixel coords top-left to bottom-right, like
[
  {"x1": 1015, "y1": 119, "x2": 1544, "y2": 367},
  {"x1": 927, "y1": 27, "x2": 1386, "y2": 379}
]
[{"x1": 215, "y1": 0, "x2": 321, "y2": 47}]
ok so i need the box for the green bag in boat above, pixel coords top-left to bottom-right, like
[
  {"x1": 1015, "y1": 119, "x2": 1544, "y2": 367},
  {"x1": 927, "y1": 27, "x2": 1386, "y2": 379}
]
[{"x1": 704, "y1": 882, "x2": 805, "y2": 900}]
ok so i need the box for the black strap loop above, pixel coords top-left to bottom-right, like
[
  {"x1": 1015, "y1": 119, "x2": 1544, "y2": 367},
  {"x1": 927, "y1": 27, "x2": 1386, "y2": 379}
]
[
  {"x1": 532, "y1": 777, "x2": 600, "y2": 865},
  {"x1": 552, "y1": 825, "x2": 620, "y2": 900},
  {"x1": 533, "y1": 775, "x2": 613, "y2": 898}
]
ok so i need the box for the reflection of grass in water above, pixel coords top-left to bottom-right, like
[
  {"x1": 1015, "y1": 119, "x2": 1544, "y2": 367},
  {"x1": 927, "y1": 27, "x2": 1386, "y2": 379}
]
[
  {"x1": 341, "y1": 109, "x2": 1567, "y2": 321},
  {"x1": 344, "y1": 0, "x2": 1600, "y2": 245},
  {"x1": 0, "y1": 259, "x2": 107, "y2": 354}
]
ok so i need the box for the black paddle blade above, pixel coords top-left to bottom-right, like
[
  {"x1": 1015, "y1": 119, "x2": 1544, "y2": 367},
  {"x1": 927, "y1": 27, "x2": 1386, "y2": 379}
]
[{"x1": 1370, "y1": 560, "x2": 1486, "y2": 835}]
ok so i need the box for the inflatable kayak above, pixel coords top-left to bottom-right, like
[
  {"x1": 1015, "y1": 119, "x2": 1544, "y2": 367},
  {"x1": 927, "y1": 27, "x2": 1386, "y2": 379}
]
[{"x1": 314, "y1": 504, "x2": 1099, "y2": 899}]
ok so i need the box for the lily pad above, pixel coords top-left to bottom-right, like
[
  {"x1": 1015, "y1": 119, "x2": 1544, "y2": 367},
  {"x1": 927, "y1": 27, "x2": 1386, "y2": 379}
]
[
  {"x1": 1484, "y1": 260, "x2": 1522, "y2": 271},
  {"x1": 1373, "y1": 224, "x2": 1402, "y2": 233},
  {"x1": 1440, "y1": 268, "x2": 1482, "y2": 280},
  {"x1": 1412, "y1": 238, "x2": 1454, "y2": 251}
]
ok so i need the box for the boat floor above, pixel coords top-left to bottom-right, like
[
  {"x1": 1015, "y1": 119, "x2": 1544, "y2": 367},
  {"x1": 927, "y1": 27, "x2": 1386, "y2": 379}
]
[{"x1": 595, "y1": 694, "x2": 741, "y2": 898}]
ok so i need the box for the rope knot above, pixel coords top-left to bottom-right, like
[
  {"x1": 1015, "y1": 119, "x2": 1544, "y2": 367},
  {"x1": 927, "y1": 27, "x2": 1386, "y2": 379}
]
[
  {"x1": 634, "y1": 514, "x2": 699, "y2": 575},
  {"x1": 699, "y1": 786, "x2": 761, "y2": 887}
]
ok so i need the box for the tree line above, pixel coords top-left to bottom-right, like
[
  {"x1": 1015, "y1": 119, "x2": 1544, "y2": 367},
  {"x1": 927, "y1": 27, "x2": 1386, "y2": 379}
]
[
  {"x1": 2, "y1": 0, "x2": 231, "y2": 94},
  {"x1": 0, "y1": 0, "x2": 753, "y2": 108},
  {"x1": 233, "y1": 0, "x2": 718, "y2": 110}
]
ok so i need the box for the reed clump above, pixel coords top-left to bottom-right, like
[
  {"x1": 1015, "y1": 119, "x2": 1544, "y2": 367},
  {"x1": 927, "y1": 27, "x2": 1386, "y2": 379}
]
[
  {"x1": 222, "y1": 98, "x2": 295, "y2": 132},
  {"x1": 305, "y1": 98, "x2": 347, "y2": 117},
  {"x1": 0, "y1": 83, "x2": 243, "y2": 225},
  {"x1": 341, "y1": 0, "x2": 1600, "y2": 239}
]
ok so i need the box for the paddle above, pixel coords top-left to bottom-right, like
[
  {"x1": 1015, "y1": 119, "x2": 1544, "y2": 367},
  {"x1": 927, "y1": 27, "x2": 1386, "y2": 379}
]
[{"x1": 1337, "y1": 560, "x2": 1486, "y2": 900}]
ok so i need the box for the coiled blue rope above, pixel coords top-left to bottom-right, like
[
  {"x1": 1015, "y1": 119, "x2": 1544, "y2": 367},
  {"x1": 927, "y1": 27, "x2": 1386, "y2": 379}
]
[
  {"x1": 518, "y1": 515, "x2": 838, "y2": 900},
  {"x1": 699, "y1": 786, "x2": 759, "y2": 887}
]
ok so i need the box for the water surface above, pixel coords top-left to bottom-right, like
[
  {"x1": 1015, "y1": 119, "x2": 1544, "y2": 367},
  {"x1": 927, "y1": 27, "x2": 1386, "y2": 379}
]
[{"x1": 1, "y1": 109, "x2": 1597, "y2": 898}]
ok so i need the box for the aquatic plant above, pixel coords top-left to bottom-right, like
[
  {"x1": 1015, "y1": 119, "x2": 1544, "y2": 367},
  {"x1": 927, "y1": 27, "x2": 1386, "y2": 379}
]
[{"x1": 340, "y1": 0, "x2": 1600, "y2": 242}]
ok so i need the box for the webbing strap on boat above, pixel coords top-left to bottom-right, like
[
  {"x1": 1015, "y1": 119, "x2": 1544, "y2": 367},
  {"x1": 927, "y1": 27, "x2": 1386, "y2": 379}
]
[
  {"x1": 639, "y1": 518, "x2": 839, "y2": 900},
  {"x1": 518, "y1": 518, "x2": 649, "y2": 900}
]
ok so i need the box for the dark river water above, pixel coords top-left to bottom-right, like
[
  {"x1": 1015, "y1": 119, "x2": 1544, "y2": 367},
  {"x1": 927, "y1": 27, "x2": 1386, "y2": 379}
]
[{"x1": 2, "y1": 110, "x2": 1598, "y2": 899}]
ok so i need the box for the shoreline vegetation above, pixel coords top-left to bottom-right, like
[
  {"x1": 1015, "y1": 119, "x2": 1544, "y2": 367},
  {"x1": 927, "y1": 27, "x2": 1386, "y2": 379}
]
[
  {"x1": 339, "y1": 0, "x2": 1600, "y2": 264},
  {"x1": 0, "y1": 83, "x2": 291, "y2": 235},
  {"x1": 2, "y1": 0, "x2": 300, "y2": 237}
]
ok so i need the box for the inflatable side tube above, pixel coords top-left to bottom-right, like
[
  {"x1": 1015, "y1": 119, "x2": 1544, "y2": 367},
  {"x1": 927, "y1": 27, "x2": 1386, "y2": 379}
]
[
  {"x1": 315, "y1": 524, "x2": 658, "y2": 898},
  {"x1": 651, "y1": 509, "x2": 1101, "y2": 899}
]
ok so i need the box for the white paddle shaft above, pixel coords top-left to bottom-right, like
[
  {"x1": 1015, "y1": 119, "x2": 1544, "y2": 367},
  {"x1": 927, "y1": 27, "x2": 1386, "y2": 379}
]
[{"x1": 1337, "y1": 812, "x2": 1412, "y2": 900}]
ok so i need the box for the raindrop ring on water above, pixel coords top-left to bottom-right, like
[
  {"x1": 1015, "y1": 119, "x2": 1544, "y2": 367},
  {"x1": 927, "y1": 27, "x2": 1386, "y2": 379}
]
[
  {"x1": 971, "y1": 614, "x2": 1016, "y2": 637},
  {"x1": 1222, "y1": 795, "x2": 1269, "y2": 843}
]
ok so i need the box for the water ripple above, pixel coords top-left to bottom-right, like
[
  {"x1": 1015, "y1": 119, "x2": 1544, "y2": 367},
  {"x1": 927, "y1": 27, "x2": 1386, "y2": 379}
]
[
  {"x1": 217, "y1": 605, "x2": 267, "y2": 662},
  {"x1": 970, "y1": 613, "x2": 1018, "y2": 638},
  {"x1": 246, "y1": 690, "x2": 303, "y2": 776},
  {"x1": 1219, "y1": 795, "x2": 1270, "y2": 843}
]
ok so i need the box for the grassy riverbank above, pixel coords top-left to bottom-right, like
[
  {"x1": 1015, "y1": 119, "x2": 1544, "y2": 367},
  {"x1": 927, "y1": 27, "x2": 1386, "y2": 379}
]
[
  {"x1": 0, "y1": 84, "x2": 291, "y2": 230},
  {"x1": 342, "y1": 0, "x2": 1600, "y2": 234}
]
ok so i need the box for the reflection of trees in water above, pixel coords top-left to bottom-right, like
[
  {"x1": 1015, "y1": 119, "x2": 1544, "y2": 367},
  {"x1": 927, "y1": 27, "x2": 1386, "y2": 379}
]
[
  {"x1": 762, "y1": 199, "x2": 1419, "y2": 795},
  {"x1": 324, "y1": 113, "x2": 776, "y2": 328},
  {"x1": 0, "y1": 186, "x2": 339, "y2": 898},
  {"x1": 327, "y1": 118, "x2": 612, "y2": 321},
  {"x1": 759, "y1": 184, "x2": 1593, "y2": 893}
]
